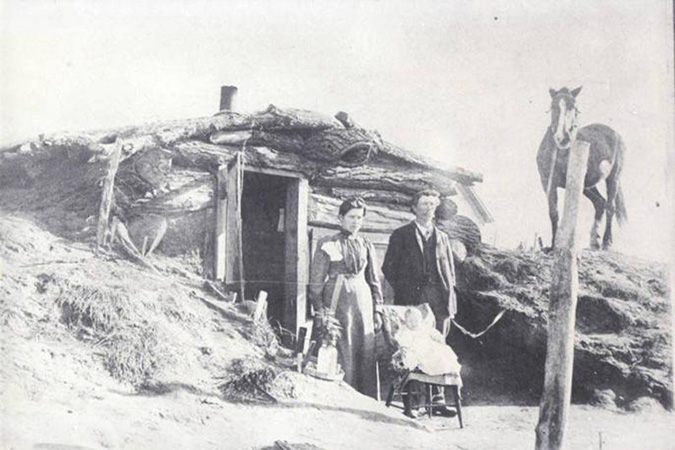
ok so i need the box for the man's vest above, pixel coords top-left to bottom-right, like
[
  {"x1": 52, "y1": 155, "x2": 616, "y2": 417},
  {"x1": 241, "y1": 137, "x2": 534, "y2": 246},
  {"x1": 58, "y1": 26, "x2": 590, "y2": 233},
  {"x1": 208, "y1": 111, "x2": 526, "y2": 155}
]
[{"x1": 421, "y1": 230, "x2": 442, "y2": 284}]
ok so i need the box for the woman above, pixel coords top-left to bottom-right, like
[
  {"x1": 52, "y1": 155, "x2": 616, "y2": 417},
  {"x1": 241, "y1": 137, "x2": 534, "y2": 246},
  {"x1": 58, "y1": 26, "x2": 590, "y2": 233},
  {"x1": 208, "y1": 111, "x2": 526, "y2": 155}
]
[{"x1": 309, "y1": 197, "x2": 384, "y2": 398}]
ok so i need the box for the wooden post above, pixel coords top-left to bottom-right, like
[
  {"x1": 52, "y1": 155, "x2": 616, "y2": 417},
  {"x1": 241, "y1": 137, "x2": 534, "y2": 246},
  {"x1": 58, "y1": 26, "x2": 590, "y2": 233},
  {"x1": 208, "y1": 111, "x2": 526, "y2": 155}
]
[
  {"x1": 535, "y1": 140, "x2": 590, "y2": 450},
  {"x1": 226, "y1": 153, "x2": 245, "y2": 303},
  {"x1": 284, "y1": 178, "x2": 309, "y2": 334},
  {"x1": 96, "y1": 140, "x2": 123, "y2": 249},
  {"x1": 214, "y1": 164, "x2": 228, "y2": 280}
]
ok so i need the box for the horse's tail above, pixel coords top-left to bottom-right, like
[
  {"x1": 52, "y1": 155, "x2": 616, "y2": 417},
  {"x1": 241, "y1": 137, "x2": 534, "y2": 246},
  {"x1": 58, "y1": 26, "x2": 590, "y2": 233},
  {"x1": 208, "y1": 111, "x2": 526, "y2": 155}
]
[{"x1": 615, "y1": 184, "x2": 628, "y2": 225}]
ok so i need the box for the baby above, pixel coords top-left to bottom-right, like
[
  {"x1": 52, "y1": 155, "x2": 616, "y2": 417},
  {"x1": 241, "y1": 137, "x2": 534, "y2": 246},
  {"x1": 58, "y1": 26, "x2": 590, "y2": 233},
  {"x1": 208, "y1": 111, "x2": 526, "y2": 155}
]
[{"x1": 394, "y1": 307, "x2": 462, "y2": 377}]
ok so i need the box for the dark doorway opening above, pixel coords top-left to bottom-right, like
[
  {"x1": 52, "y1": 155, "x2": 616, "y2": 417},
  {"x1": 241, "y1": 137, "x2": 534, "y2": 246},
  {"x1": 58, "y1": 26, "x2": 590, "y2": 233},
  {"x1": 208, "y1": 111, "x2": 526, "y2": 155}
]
[{"x1": 241, "y1": 172, "x2": 290, "y2": 327}]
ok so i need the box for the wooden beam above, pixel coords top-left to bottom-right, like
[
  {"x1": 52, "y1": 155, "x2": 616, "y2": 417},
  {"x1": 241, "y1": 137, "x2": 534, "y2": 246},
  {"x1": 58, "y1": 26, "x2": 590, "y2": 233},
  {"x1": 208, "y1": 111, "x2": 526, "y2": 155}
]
[
  {"x1": 210, "y1": 129, "x2": 305, "y2": 154},
  {"x1": 225, "y1": 153, "x2": 245, "y2": 305},
  {"x1": 96, "y1": 139, "x2": 123, "y2": 249},
  {"x1": 214, "y1": 164, "x2": 228, "y2": 281},
  {"x1": 131, "y1": 178, "x2": 214, "y2": 215},
  {"x1": 244, "y1": 166, "x2": 306, "y2": 179},
  {"x1": 171, "y1": 141, "x2": 320, "y2": 176},
  {"x1": 309, "y1": 193, "x2": 413, "y2": 233},
  {"x1": 380, "y1": 141, "x2": 484, "y2": 185},
  {"x1": 284, "y1": 178, "x2": 309, "y2": 334},
  {"x1": 535, "y1": 140, "x2": 590, "y2": 450},
  {"x1": 326, "y1": 187, "x2": 413, "y2": 207},
  {"x1": 316, "y1": 164, "x2": 457, "y2": 196}
]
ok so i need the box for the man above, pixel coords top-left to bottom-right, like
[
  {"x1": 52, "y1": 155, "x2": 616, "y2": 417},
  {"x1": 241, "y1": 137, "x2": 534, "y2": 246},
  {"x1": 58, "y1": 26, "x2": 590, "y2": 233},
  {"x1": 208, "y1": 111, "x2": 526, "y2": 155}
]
[
  {"x1": 382, "y1": 189, "x2": 458, "y2": 417},
  {"x1": 382, "y1": 189, "x2": 457, "y2": 336}
]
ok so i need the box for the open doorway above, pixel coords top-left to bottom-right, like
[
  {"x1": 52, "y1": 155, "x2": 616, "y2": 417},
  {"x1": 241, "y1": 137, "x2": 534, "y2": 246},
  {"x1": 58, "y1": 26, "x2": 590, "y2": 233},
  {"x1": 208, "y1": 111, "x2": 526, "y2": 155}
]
[
  {"x1": 215, "y1": 162, "x2": 308, "y2": 336},
  {"x1": 241, "y1": 172, "x2": 290, "y2": 327}
]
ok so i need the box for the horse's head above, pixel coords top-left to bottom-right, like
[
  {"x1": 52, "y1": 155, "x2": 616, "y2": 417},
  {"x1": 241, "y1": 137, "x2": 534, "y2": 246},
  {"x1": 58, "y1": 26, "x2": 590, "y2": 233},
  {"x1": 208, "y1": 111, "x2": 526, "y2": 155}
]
[{"x1": 548, "y1": 86, "x2": 582, "y2": 149}]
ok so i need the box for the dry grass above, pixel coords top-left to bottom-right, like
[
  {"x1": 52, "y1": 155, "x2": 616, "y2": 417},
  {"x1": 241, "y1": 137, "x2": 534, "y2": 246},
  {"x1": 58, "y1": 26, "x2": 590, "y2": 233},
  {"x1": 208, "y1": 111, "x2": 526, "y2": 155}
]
[
  {"x1": 218, "y1": 356, "x2": 279, "y2": 404},
  {"x1": 52, "y1": 277, "x2": 174, "y2": 386},
  {"x1": 250, "y1": 317, "x2": 281, "y2": 357},
  {"x1": 56, "y1": 279, "x2": 135, "y2": 333},
  {"x1": 99, "y1": 322, "x2": 164, "y2": 386}
]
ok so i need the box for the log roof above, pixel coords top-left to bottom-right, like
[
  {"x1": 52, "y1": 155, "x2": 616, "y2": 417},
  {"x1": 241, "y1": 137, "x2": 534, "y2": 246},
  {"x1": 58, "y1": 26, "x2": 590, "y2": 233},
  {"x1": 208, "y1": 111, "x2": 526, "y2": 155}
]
[{"x1": 0, "y1": 105, "x2": 483, "y2": 186}]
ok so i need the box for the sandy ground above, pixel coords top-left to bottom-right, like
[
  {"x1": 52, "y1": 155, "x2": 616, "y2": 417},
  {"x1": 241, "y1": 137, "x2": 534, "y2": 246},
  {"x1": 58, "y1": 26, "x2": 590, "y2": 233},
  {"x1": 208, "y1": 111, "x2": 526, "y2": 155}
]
[
  {"x1": 3, "y1": 391, "x2": 674, "y2": 450},
  {"x1": 1, "y1": 212, "x2": 673, "y2": 450},
  {"x1": 2, "y1": 334, "x2": 673, "y2": 450}
]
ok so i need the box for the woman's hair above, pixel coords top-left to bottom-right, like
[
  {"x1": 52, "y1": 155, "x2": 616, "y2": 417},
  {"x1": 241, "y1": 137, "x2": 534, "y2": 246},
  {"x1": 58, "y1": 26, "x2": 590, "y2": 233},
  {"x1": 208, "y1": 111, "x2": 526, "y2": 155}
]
[{"x1": 338, "y1": 196, "x2": 367, "y2": 217}]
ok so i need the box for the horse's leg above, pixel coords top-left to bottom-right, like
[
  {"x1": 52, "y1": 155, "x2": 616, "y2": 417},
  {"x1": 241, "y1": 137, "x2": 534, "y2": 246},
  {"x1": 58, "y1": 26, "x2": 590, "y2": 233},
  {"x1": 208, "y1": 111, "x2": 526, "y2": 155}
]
[
  {"x1": 603, "y1": 176, "x2": 618, "y2": 250},
  {"x1": 583, "y1": 186, "x2": 606, "y2": 250},
  {"x1": 548, "y1": 187, "x2": 559, "y2": 249}
]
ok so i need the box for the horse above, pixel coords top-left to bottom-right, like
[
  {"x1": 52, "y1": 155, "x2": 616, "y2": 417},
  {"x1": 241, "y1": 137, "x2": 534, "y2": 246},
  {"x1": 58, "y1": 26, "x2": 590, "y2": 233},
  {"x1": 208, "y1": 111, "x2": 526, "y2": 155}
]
[{"x1": 536, "y1": 86, "x2": 627, "y2": 250}]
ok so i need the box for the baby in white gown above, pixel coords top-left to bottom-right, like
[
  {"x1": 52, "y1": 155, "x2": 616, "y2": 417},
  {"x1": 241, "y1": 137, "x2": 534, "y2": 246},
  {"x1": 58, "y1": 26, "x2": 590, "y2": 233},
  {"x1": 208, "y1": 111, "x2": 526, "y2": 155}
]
[{"x1": 394, "y1": 307, "x2": 462, "y2": 376}]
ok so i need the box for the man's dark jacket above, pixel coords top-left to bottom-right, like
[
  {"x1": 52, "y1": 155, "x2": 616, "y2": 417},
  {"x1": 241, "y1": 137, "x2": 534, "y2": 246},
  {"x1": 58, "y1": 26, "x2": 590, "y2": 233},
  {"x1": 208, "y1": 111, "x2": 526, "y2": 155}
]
[{"x1": 382, "y1": 222, "x2": 457, "y2": 318}]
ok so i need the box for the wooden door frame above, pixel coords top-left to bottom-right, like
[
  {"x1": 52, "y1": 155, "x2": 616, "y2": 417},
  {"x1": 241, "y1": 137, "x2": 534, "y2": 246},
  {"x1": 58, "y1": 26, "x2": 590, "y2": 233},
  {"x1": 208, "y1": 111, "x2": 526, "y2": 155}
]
[{"x1": 214, "y1": 165, "x2": 309, "y2": 334}]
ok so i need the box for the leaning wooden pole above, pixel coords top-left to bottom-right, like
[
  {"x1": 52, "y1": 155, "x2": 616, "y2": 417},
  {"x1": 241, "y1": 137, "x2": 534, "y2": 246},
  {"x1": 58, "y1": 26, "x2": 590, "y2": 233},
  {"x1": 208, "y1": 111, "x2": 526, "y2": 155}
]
[
  {"x1": 535, "y1": 139, "x2": 590, "y2": 450},
  {"x1": 96, "y1": 139, "x2": 124, "y2": 249}
]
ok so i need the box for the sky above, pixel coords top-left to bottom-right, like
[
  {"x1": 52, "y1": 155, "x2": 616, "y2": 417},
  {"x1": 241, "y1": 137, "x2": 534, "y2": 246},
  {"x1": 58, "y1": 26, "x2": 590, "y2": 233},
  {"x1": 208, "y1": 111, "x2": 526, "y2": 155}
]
[{"x1": 1, "y1": 0, "x2": 673, "y2": 261}]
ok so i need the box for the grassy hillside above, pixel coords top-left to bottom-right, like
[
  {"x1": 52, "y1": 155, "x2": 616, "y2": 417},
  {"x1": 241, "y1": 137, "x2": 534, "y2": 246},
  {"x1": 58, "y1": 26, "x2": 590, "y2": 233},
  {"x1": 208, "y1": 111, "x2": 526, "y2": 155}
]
[{"x1": 451, "y1": 245, "x2": 672, "y2": 410}]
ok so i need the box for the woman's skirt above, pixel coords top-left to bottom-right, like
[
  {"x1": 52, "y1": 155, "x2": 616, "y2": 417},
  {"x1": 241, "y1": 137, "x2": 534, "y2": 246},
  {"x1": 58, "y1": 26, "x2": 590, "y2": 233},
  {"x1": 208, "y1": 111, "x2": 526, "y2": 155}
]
[{"x1": 324, "y1": 274, "x2": 377, "y2": 398}]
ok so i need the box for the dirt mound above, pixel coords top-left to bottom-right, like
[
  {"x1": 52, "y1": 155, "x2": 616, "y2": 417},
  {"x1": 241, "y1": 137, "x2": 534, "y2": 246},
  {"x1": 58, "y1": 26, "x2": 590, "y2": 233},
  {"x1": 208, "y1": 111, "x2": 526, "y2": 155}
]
[
  {"x1": 0, "y1": 213, "x2": 268, "y2": 392},
  {"x1": 451, "y1": 245, "x2": 672, "y2": 410},
  {"x1": 0, "y1": 213, "x2": 441, "y2": 449}
]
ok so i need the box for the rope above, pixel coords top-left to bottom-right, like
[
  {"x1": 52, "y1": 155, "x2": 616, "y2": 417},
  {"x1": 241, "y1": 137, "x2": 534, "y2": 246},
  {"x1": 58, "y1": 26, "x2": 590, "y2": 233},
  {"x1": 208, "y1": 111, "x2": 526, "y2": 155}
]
[{"x1": 452, "y1": 309, "x2": 506, "y2": 339}]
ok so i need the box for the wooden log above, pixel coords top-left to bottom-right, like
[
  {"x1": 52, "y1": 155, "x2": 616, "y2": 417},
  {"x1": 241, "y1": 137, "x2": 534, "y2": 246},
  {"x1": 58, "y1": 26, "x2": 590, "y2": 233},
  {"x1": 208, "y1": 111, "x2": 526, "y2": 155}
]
[
  {"x1": 309, "y1": 194, "x2": 413, "y2": 232},
  {"x1": 246, "y1": 104, "x2": 342, "y2": 130},
  {"x1": 242, "y1": 144, "x2": 318, "y2": 175},
  {"x1": 302, "y1": 127, "x2": 382, "y2": 166},
  {"x1": 172, "y1": 141, "x2": 321, "y2": 176},
  {"x1": 315, "y1": 164, "x2": 457, "y2": 196},
  {"x1": 96, "y1": 140, "x2": 123, "y2": 248},
  {"x1": 209, "y1": 130, "x2": 253, "y2": 146},
  {"x1": 125, "y1": 146, "x2": 173, "y2": 188},
  {"x1": 535, "y1": 140, "x2": 590, "y2": 450},
  {"x1": 91, "y1": 113, "x2": 253, "y2": 148},
  {"x1": 171, "y1": 141, "x2": 237, "y2": 171},
  {"x1": 209, "y1": 129, "x2": 305, "y2": 153},
  {"x1": 380, "y1": 141, "x2": 483, "y2": 185},
  {"x1": 150, "y1": 105, "x2": 339, "y2": 144},
  {"x1": 250, "y1": 130, "x2": 305, "y2": 153},
  {"x1": 437, "y1": 215, "x2": 482, "y2": 255},
  {"x1": 324, "y1": 187, "x2": 413, "y2": 207},
  {"x1": 130, "y1": 174, "x2": 214, "y2": 214},
  {"x1": 0, "y1": 134, "x2": 107, "y2": 162}
]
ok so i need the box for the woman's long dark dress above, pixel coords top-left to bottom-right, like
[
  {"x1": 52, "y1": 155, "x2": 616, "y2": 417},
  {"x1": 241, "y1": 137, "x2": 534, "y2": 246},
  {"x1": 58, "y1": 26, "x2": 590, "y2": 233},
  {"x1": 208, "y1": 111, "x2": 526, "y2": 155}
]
[{"x1": 309, "y1": 230, "x2": 384, "y2": 398}]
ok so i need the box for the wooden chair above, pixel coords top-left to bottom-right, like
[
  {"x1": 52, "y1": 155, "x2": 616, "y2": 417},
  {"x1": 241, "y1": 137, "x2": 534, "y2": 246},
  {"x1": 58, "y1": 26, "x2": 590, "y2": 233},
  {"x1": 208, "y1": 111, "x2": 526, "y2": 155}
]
[
  {"x1": 381, "y1": 304, "x2": 464, "y2": 428},
  {"x1": 389, "y1": 372, "x2": 464, "y2": 427}
]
